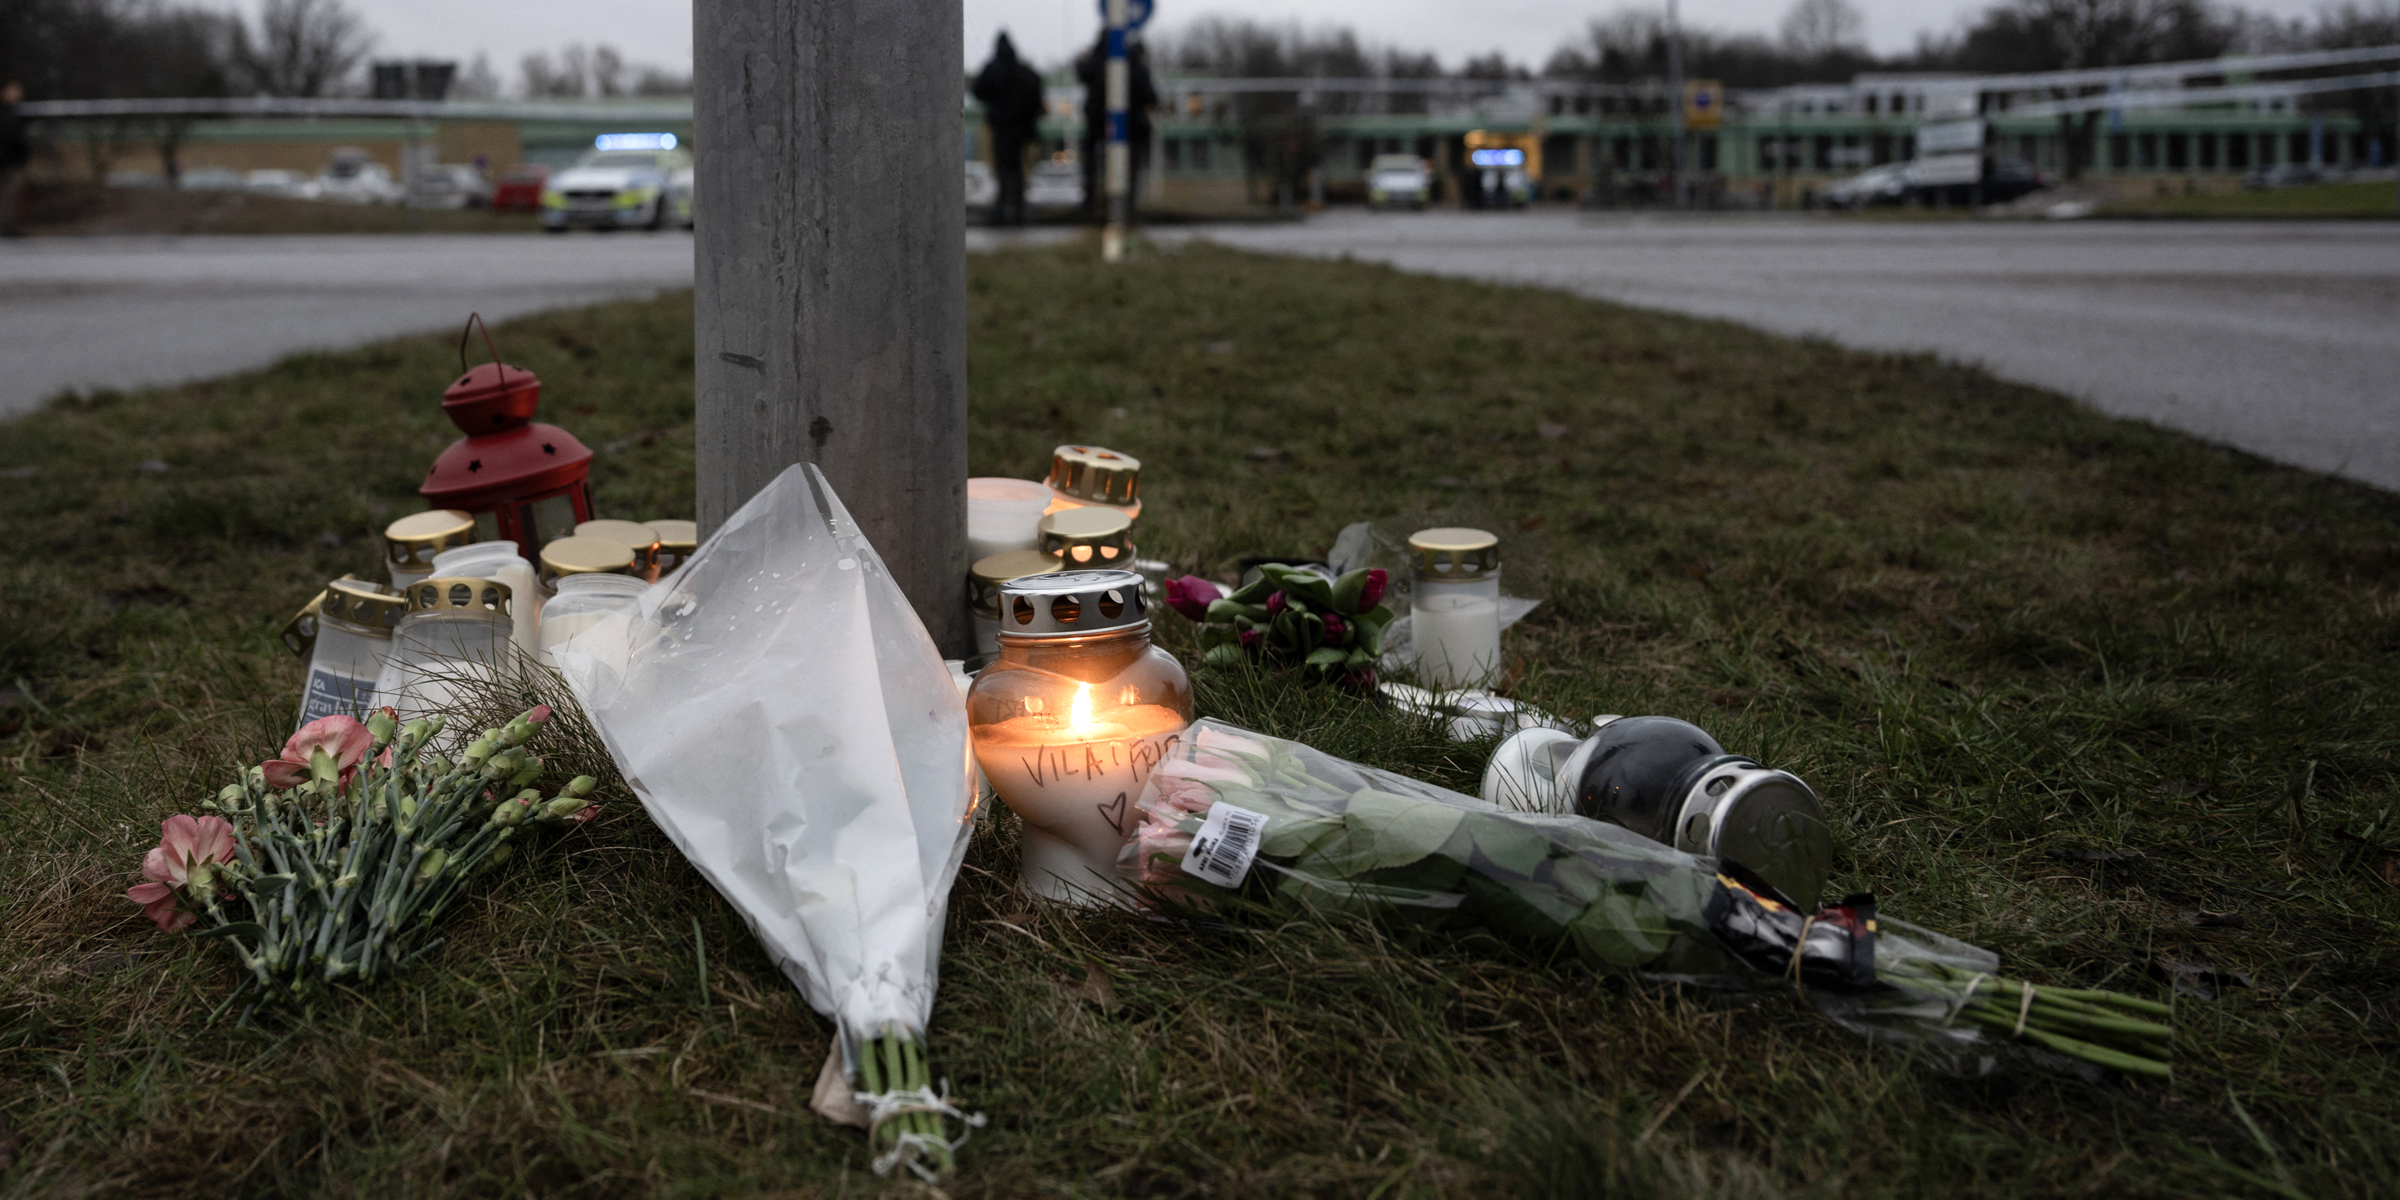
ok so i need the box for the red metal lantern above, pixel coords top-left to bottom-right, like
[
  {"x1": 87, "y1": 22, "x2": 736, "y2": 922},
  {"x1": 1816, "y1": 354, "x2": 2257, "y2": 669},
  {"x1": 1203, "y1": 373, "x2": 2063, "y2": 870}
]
[{"x1": 419, "y1": 315, "x2": 594, "y2": 560}]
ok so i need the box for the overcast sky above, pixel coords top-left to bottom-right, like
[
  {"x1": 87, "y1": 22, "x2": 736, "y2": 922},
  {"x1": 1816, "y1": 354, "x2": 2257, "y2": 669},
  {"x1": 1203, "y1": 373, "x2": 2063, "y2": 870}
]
[{"x1": 224, "y1": 1, "x2": 2341, "y2": 87}]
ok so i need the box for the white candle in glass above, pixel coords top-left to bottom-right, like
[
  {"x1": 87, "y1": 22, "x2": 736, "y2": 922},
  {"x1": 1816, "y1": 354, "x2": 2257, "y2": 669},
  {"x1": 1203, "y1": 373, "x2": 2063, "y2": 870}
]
[
  {"x1": 973, "y1": 685, "x2": 1186, "y2": 904},
  {"x1": 1413, "y1": 592, "x2": 1500, "y2": 689},
  {"x1": 966, "y1": 477, "x2": 1054, "y2": 566}
]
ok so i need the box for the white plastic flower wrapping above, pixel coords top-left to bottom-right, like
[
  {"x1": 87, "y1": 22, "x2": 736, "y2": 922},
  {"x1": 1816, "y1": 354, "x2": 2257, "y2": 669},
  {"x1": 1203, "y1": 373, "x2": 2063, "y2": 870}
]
[{"x1": 552, "y1": 463, "x2": 977, "y2": 1068}]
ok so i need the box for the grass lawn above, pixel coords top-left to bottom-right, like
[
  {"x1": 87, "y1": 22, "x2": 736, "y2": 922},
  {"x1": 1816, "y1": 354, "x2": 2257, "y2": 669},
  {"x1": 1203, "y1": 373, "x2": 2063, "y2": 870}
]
[
  {"x1": 2098, "y1": 180, "x2": 2400, "y2": 219},
  {"x1": 4, "y1": 240, "x2": 2399, "y2": 1197}
]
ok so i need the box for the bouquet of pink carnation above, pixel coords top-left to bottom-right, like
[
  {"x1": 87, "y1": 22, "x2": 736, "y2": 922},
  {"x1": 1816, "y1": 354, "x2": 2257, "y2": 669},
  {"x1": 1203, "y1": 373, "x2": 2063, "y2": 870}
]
[
  {"x1": 127, "y1": 706, "x2": 597, "y2": 1016},
  {"x1": 1163, "y1": 564, "x2": 1394, "y2": 688}
]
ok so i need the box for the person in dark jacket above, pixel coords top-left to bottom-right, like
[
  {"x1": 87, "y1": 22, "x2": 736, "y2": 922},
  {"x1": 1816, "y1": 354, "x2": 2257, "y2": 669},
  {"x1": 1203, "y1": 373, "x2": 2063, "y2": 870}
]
[
  {"x1": 0, "y1": 81, "x2": 29, "y2": 238},
  {"x1": 970, "y1": 34, "x2": 1045, "y2": 227},
  {"x1": 1075, "y1": 34, "x2": 1159, "y2": 223}
]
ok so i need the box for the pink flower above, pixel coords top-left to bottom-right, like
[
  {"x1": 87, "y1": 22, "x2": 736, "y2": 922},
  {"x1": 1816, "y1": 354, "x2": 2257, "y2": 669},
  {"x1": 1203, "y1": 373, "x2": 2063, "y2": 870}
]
[
  {"x1": 1358, "y1": 569, "x2": 1387, "y2": 610},
  {"x1": 125, "y1": 814, "x2": 235, "y2": 933},
  {"x1": 1162, "y1": 576, "x2": 1222, "y2": 622},
  {"x1": 1238, "y1": 628, "x2": 1262, "y2": 650},
  {"x1": 526, "y1": 704, "x2": 552, "y2": 725},
  {"x1": 1151, "y1": 773, "x2": 1219, "y2": 815},
  {"x1": 1321, "y1": 614, "x2": 1347, "y2": 644},
  {"x1": 1344, "y1": 667, "x2": 1378, "y2": 690},
  {"x1": 260, "y1": 714, "x2": 374, "y2": 789},
  {"x1": 568, "y1": 803, "x2": 599, "y2": 824},
  {"x1": 1265, "y1": 591, "x2": 1287, "y2": 616}
]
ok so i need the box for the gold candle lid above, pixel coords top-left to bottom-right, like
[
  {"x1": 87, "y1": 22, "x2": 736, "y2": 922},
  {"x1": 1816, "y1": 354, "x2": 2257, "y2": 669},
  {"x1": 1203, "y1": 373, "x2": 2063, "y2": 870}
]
[
  {"x1": 1038, "y1": 505, "x2": 1136, "y2": 567},
  {"x1": 280, "y1": 574, "x2": 395, "y2": 657},
  {"x1": 280, "y1": 592, "x2": 325, "y2": 658},
  {"x1": 403, "y1": 576, "x2": 514, "y2": 618},
  {"x1": 573, "y1": 518, "x2": 662, "y2": 564},
  {"x1": 319, "y1": 577, "x2": 407, "y2": 637},
  {"x1": 1407, "y1": 527, "x2": 1500, "y2": 577},
  {"x1": 540, "y1": 535, "x2": 637, "y2": 585},
  {"x1": 384, "y1": 509, "x2": 476, "y2": 571},
  {"x1": 647, "y1": 518, "x2": 697, "y2": 556},
  {"x1": 969, "y1": 549, "x2": 1063, "y2": 615},
  {"x1": 1047, "y1": 444, "x2": 1142, "y2": 507}
]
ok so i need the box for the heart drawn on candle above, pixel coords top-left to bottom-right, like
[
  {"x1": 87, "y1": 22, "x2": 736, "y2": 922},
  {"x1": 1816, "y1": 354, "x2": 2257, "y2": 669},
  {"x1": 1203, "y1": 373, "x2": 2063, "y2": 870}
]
[{"x1": 1097, "y1": 791, "x2": 1131, "y2": 835}]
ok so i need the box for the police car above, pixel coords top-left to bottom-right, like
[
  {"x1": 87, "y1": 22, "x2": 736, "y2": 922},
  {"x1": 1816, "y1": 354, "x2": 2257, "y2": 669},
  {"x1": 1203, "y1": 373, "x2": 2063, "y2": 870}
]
[{"x1": 542, "y1": 133, "x2": 693, "y2": 232}]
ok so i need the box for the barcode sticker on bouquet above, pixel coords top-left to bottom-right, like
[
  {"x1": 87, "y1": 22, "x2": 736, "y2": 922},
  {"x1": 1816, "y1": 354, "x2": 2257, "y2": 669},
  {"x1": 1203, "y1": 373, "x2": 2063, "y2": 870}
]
[{"x1": 1181, "y1": 803, "x2": 1268, "y2": 889}]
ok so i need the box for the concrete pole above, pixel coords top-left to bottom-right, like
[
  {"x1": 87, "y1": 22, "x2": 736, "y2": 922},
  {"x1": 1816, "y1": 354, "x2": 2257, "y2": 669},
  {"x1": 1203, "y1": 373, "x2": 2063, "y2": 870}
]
[
  {"x1": 693, "y1": 0, "x2": 971, "y2": 656},
  {"x1": 1102, "y1": 0, "x2": 1130, "y2": 261},
  {"x1": 1665, "y1": 0, "x2": 1686, "y2": 209}
]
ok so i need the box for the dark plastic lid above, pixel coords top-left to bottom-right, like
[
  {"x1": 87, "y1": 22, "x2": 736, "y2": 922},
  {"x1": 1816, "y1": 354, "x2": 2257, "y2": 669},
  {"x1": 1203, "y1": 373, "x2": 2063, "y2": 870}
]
[{"x1": 1569, "y1": 716, "x2": 1725, "y2": 842}]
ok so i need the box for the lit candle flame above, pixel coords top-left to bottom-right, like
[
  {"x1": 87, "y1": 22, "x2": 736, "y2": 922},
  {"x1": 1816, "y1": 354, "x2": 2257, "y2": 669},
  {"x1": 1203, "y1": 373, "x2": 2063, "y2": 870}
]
[{"x1": 1069, "y1": 683, "x2": 1096, "y2": 737}]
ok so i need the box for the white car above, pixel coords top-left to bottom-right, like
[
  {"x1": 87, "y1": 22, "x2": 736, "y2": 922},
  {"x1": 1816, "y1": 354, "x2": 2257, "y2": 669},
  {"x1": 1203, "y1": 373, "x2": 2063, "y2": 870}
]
[
  {"x1": 965, "y1": 160, "x2": 998, "y2": 210},
  {"x1": 1823, "y1": 163, "x2": 1909, "y2": 209},
  {"x1": 543, "y1": 135, "x2": 691, "y2": 232},
  {"x1": 179, "y1": 167, "x2": 247, "y2": 191},
  {"x1": 1025, "y1": 159, "x2": 1084, "y2": 211},
  {"x1": 318, "y1": 152, "x2": 405, "y2": 204},
  {"x1": 1366, "y1": 154, "x2": 1431, "y2": 209},
  {"x1": 245, "y1": 169, "x2": 321, "y2": 201}
]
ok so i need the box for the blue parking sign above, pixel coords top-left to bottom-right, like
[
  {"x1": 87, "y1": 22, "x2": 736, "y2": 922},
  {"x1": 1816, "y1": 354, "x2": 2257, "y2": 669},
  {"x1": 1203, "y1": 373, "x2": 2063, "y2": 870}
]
[{"x1": 1098, "y1": 0, "x2": 1154, "y2": 30}]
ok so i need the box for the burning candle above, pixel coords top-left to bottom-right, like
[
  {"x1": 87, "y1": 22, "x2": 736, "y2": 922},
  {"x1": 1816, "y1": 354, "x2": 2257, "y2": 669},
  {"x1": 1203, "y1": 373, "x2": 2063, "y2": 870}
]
[{"x1": 968, "y1": 569, "x2": 1192, "y2": 905}]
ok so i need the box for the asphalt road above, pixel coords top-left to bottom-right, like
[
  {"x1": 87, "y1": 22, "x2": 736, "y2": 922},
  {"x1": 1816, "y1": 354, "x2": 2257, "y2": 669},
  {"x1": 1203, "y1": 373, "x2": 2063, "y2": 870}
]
[
  {"x1": 0, "y1": 232, "x2": 699, "y2": 420},
  {"x1": 9, "y1": 218, "x2": 2396, "y2": 492},
  {"x1": 1163, "y1": 211, "x2": 2400, "y2": 492}
]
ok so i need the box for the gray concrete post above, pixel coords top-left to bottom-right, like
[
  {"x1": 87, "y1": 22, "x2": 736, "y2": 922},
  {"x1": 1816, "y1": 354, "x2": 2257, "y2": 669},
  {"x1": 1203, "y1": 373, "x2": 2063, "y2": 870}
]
[{"x1": 693, "y1": 0, "x2": 971, "y2": 656}]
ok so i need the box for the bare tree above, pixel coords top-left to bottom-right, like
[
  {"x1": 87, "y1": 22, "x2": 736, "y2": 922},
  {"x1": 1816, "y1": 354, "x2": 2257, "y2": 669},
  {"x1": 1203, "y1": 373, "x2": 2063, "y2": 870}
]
[
  {"x1": 450, "y1": 52, "x2": 500, "y2": 100},
  {"x1": 519, "y1": 49, "x2": 585, "y2": 98},
  {"x1": 236, "y1": 0, "x2": 372, "y2": 97},
  {"x1": 1781, "y1": 0, "x2": 1867, "y2": 58},
  {"x1": 590, "y1": 44, "x2": 624, "y2": 97}
]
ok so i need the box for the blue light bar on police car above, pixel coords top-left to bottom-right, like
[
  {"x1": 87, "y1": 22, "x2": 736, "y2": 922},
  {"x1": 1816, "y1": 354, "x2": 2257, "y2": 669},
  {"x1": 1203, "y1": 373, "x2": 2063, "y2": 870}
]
[
  {"x1": 595, "y1": 133, "x2": 678, "y2": 151},
  {"x1": 1469, "y1": 148, "x2": 1525, "y2": 168}
]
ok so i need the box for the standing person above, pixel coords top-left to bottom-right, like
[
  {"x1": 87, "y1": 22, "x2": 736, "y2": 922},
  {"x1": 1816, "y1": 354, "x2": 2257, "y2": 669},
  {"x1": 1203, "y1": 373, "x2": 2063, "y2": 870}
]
[
  {"x1": 1076, "y1": 32, "x2": 1158, "y2": 224},
  {"x1": 970, "y1": 33, "x2": 1044, "y2": 227},
  {"x1": 0, "y1": 81, "x2": 29, "y2": 239}
]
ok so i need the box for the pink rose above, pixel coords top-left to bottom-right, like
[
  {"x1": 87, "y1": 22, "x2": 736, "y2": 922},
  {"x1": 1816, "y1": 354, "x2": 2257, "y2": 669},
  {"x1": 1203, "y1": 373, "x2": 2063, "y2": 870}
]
[
  {"x1": 1162, "y1": 576, "x2": 1222, "y2": 622},
  {"x1": 1358, "y1": 569, "x2": 1388, "y2": 610},
  {"x1": 1151, "y1": 772, "x2": 1219, "y2": 815},
  {"x1": 125, "y1": 814, "x2": 236, "y2": 933},
  {"x1": 260, "y1": 714, "x2": 374, "y2": 789},
  {"x1": 1321, "y1": 614, "x2": 1347, "y2": 644}
]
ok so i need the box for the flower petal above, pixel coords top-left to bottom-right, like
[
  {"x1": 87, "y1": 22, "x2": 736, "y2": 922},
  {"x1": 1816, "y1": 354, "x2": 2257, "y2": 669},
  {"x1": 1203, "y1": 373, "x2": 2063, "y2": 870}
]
[
  {"x1": 285, "y1": 715, "x2": 374, "y2": 772},
  {"x1": 141, "y1": 845, "x2": 182, "y2": 885},
  {"x1": 188, "y1": 815, "x2": 236, "y2": 865},
  {"x1": 260, "y1": 759, "x2": 310, "y2": 790},
  {"x1": 126, "y1": 881, "x2": 174, "y2": 904}
]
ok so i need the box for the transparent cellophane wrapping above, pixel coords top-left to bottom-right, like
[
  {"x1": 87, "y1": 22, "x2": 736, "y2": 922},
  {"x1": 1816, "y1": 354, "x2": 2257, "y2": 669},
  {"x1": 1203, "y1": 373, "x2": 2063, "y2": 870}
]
[
  {"x1": 551, "y1": 464, "x2": 976, "y2": 1067},
  {"x1": 1121, "y1": 719, "x2": 2025, "y2": 1071}
]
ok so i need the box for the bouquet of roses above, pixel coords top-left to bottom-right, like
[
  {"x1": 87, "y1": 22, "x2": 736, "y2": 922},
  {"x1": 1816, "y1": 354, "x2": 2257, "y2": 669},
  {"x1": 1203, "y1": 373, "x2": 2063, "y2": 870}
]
[
  {"x1": 1120, "y1": 720, "x2": 2176, "y2": 1078},
  {"x1": 126, "y1": 706, "x2": 596, "y2": 1017},
  {"x1": 1163, "y1": 564, "x2": 1395, "y2": 688}
]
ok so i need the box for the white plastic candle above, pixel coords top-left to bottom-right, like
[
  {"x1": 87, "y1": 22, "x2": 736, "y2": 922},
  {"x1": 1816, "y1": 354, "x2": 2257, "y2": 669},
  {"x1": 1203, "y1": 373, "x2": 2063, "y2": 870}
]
[
  {"x1": 966, "y1": 477, "x2": 1053, "y2": 566},
  {"x1": 973, "y1": 686, "x2": 1186, "y2": 903}
]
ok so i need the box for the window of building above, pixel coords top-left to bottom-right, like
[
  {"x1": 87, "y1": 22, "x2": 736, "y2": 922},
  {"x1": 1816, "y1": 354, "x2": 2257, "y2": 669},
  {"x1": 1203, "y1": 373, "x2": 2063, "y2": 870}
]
[
  {"x1": 2136, "y1": 133, "x2": 2158, "y2": 169},
  {"x1": 2290, "y1": 132, "x2": 2310, "y2": 164},
  {"x1": 1639, "y1": 135, "x2": 1659, "y2": 170},
  {"x1": 1193, "y1": 140, "x2": 1210, "y2": 171},
  {"x1": 1872, "y1": 133, "x2": 1893, "y2": 165},
  {"x1": 1165, "y1": 139, "x2": 1183, "y2": 170},
  {"x1": 1865, "y1": 94, "x2": 1880, "y2": 115},
  {"x1": 2166, "y1": 132, "x2": 2188, "y2": 170},
  {"x1": 2109, "y1": 134, "x2": 2130, "y2": 170},
  {"x1": 1813, "y1": 134, "x2": 1833, "y2": 170},
  {"x1": 2257, "y1": 133, "x2": 2276, "y2": 166},
  {"x1": 1698, "y1": 135, "x2": 1718, "y2": 171},
  {"x1": 1894, "y1": 93, "x2": 1908, "y2": 115},
  {"x1": 2197, "y1": 132, "x2": 2217, "y2": 170},
  {"x1": 1355, "y1": 139, "x2": 1374, "y2": 170},
  {"x1": 2226, "y1": 133, "x2": 2249, "y2": 169}
]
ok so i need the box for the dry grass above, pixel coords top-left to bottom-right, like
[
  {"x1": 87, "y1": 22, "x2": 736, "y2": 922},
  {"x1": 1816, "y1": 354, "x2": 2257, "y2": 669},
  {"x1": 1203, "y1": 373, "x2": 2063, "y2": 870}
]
[{"x1": 1, "y1": 240, "x2": 2397, "y2": 1197}]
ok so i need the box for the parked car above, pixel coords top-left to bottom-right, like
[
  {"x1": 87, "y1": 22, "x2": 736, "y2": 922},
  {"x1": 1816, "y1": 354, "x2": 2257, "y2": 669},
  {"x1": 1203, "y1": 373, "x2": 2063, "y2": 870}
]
[
  {"x1": 1902, "y1": 157, "x2": 2045, "y2": 207},
  {"x1": 2242, "y1": 163, "x2": 2323, "y2": 190},
  {"x1": 245, "y1": 169, "x2": 321, "y2": 201},
  {"x1": 1025, "y1": 158, "x2": 1084, "y2": 211},
  {"x1": 669, "y1": 165, "x2": 696, "y2": 228},
  {"x1": 1365, "y1": 154, "x2": 1432, "y2": 209},
  {"x1": 491, "y1": 164, "x2": 549, "y2": 213},
  {"x1": 1822, "y1": 163, "x2": 1910, "y2": 209},
  {"x1": 408, "y1": 164, "x2": 493, "y2": 209},
  {"x1": 965, "y1": 159, "x2": 998, "y2": 210},
  {"x1": 542, "y1": 135, "x2": 691, "y2": 232},
  {"x1": 317, "y1": 150, "x2": 405, "y2": 204}
]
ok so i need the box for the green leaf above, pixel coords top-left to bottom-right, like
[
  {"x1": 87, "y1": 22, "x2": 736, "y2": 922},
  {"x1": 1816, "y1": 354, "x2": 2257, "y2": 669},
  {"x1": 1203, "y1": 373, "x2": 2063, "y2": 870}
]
[
  {"x1": 1204, "y1": 643, "x2": 1246, "y2": 667},
  {"x1": 1567, "y1": 890, "x2": 1676, "y2": 968},
  {"x1": 197, "y1": 922, "x2": 267, "y2": 942},
  {"x1": 1305, "y1": 646, "x2": 1347, "y2": 667},
  {"x1": 1264, "y1": 564, "x2": 1337, "y2": 609},
  {"x1": 1228, "y1": 576, "x2": 1276, "y2": 604},
  {"x1": 249, "y1": 873, "x2": 295, "y2": 897},
  {"x1": 1345, "y1": 648, "x2": 1374, "y2": 670},
  {"x1": 1331, "y1": 568, "x2": 1369, "y2": 613},
  {"x1": 1301, "y1": 789, "x2": 1467, "y2": 876},
  {"x1": 1469, "y1": 818, "x2": 1552, "y2": 878},
  {"x1": 1208, "y1": 599, "x2": 1269, "y2": 623},
  {"x1": 1356, "y1": 605, "x2": 1395, "y2": 632}
]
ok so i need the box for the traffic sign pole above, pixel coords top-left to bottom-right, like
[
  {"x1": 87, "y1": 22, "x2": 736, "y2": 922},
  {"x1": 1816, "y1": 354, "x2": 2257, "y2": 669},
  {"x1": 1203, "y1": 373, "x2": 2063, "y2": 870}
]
[{"x1": 1102, "y1": 0, "x2": 1130, "y2": 262}]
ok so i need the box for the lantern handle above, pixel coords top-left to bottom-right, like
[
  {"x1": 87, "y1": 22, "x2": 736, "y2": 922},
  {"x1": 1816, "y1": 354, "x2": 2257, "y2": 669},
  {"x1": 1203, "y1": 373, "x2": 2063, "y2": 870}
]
[{"x1": 458, "y1": 312, "x2": 509, "y2": 382}]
